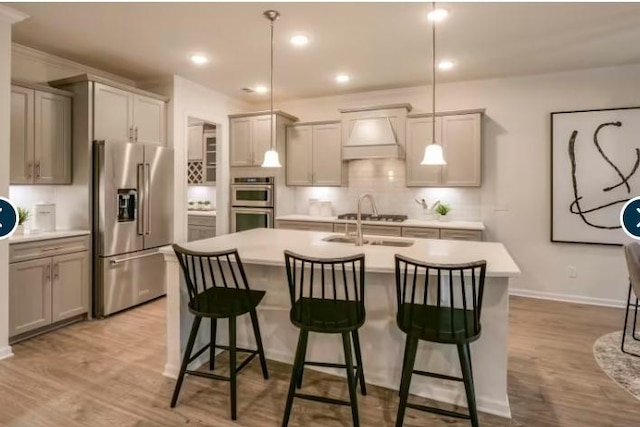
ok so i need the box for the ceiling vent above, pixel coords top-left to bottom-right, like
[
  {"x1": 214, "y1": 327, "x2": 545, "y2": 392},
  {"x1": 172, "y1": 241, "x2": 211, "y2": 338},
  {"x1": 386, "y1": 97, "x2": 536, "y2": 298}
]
[{"x1": 241, "y1": 87, "x2": 255, "y2": 93}]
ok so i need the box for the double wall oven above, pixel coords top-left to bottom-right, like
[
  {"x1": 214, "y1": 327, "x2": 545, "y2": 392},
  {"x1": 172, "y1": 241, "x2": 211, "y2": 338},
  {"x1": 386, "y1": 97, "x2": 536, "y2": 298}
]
[{"x1": 231, "y1": 177, "x2": 274, "y2": 232}]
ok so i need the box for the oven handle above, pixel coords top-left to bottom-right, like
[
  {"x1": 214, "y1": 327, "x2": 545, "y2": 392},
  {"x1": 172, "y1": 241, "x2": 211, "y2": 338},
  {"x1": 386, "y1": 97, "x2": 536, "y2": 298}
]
[{"x1": 232, "y1": 184, "x2": 273, "y2": 191}]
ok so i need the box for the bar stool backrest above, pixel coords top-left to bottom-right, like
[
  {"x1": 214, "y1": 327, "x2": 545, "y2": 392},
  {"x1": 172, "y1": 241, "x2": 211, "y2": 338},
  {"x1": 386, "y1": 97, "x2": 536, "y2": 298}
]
[
  {"x1": 284, "y1": 250, "x2": 366, "y2": 325},
  {"x1": 173, "y1": 244, "x2": 252, "y2": 312},
  {"x1": 624, "y1": 242, "x2": 640, "y2": 298},
  {"x1": 395, "y1": 254, "x2": 487, "y2": 339}
]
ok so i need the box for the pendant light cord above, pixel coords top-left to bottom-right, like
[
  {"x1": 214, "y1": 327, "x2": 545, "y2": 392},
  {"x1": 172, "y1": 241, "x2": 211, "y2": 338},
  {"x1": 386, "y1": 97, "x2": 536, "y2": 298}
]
[
  {"x1": 431, "y1": 1, "x2": 436, "y2": 146},
  {"x1": 270, "y1": 15, "x2": 275, "y2": 151}
]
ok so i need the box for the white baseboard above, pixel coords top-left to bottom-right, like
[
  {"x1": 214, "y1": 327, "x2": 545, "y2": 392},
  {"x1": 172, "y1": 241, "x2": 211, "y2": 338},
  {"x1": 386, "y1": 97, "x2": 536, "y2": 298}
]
[
  {"x1": 0, "y1": 346, "x2": 14, "y2": 361},
  {"x1": 509, "y1": 288, "x2": 625, "y2": 309}
]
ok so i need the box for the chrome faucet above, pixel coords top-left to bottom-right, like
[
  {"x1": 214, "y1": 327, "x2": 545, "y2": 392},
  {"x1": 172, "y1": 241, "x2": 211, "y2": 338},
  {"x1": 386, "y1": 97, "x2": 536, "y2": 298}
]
[{"x1": 355, "y1": 193, "x2": 379, "y2": 246}]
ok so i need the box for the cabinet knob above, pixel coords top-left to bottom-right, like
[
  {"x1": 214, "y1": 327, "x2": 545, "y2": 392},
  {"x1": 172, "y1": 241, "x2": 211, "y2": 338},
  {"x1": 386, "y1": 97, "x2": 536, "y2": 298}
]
[
  {"x1": 27, "y1": 162, "x2": 32, "y2": 179},
  {"x1": 135, "y1": 126, "x2": 139, "y2": 142},
  {"x1": 53, "y1": 263, "x2": 59, "y2": 280},
  {"x1": 35, "y1": 161, "x2": 41, "y2": 178}
]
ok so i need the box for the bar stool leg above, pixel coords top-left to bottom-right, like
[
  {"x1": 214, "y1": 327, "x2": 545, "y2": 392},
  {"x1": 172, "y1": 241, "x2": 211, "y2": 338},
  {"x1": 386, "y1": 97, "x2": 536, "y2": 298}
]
[
  {"x1": 458, "y1": 343, "x2": 479, "y2": 427},
  {"x1": 395, "y1": 337, "x2": 418, "y2": 427},
  {"x1": 229, "y1": 317, "x2": 237, "y2": 420},
  {"x1": 342, "y1": 332, "x2": 360, "y2": 427},
  {"x1": 210, "y1": 318, "x2": 217, "y2": 371},
  {"x1": 398, "y1": 341, "x2": 409, "y2": 397},
  {"x1": 282, "y1": 329, "x2": 309, "y2": 427},
  {"x1": 250, "y1": 309, "x2": 269, "y2": 379},
  {"x1": 351, "y1": 330, "x2": 367, "y2": 396},
  {"x1": 295, "y1": 343, "x2": 307, "y2": 389},
  {"x1": 171, "y1": 316, "x2": 202, "y2": 408}
]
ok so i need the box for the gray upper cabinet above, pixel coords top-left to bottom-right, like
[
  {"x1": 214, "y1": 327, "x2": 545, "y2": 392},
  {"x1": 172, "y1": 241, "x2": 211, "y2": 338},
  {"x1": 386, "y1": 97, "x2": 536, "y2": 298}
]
[
  {"x1": 286, "y1": 121, "x2": 343, "y2": 186},
  {"x1": 406, "y1": 111, "x2": 482, "y2": 187},
  {"x1": 94, "y1": 82, "x2": 165, "y2": 145},
  {"x1": 10, "y1": 83, "x2": 72, "y2": 185},
  {"x1": 187, "y1": 125, "x2": 204, "y2": 160},
  {"x1": 229, "y1": 111, "x2": 298, "y2": 167},
  {"x1": 10, "y1": 85, "x2": 34, "y2": 184}
]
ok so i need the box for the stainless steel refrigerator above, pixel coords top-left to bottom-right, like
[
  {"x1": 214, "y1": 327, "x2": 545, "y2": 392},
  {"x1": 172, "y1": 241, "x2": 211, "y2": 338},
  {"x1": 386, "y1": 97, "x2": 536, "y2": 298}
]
[{"x1": 93, "y1": 140, "x2": 174, "y2": 317}]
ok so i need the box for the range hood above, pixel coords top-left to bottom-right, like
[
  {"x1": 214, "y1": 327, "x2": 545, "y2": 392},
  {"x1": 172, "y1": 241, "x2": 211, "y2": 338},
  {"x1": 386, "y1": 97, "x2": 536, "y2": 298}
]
[{"x1": 340, "y1": 103, "x2": 412, "y2": 160}]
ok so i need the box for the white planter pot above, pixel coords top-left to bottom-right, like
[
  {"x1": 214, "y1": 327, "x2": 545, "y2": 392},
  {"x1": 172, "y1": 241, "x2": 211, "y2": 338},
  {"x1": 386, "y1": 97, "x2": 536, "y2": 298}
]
[
  {"x1": 14, "y1": 225, "x2": 24, "y2": 235},
  {"x1": 438, "y1": 215, "x2": 451, "y2": 222}
]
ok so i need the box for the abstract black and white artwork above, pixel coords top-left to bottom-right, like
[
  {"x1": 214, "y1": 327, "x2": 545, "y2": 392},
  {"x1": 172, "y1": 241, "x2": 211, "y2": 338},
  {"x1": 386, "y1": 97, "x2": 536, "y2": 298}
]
[{"x1": 551, "y1": 107, "x2": 640, "y2": 245}]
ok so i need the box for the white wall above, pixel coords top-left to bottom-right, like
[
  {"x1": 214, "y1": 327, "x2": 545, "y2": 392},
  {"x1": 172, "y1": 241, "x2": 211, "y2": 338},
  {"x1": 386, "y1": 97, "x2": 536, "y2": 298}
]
[
  {"x1": 0, "y1": 6, "x2": 29, "y2": 361},
  {"x1": 267, "y1": 64, "x2": 640, "y2": 307},
  {"x1": 166, "y1": 75, "x2": 249, "y2": 242}
]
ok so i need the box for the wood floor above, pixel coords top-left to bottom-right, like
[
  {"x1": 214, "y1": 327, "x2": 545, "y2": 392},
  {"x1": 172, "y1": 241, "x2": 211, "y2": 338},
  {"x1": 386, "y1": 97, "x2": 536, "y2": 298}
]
[{"x1": 0, "y1": 296, "x2": 637, "y2": 427}]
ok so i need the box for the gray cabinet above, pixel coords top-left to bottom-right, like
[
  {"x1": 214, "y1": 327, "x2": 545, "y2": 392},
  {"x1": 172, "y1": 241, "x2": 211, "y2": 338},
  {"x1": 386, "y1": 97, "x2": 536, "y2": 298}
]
[
  {"x1": 9, "y1": 236, "x2": 90, "y2": 341},
  {"x1": 188, "y1": 125, "x2": 204, "y2": 160},
  {"x1": 94, "y1": 82, "x2": 166, "y2": 145},
  {"x1": 338, "y1": 223, "x2": 402, "y2": 237},
  {"x1": 286, "y1": 121, "x2": 343, "y2": 186},
  {"x1": 51, "y1": 251, "x2": 89, "y2": 322},
  {"x1": 276, "y1": 220, "x2": 334, "y2": 232},
  {"x1": 401, "y1": 227, "x2": 440, "y2": 239},
  {"x1": 9, "y1": 258, "x2": 52, "y2": 337},
  {"x1": 10, "y1": 83, "x2": 72, "y2": 185},
  {"x1": 230, "y1": 111, "x2": 298, "y2": 167},
  {"x1": 440, "y1": 229, "x2": 483, "y2": 241},
  {"x1": 188, "y1": 215, "x2": 217, "y2": 242},
  {"x1": 406, "y1": 112, "x2": 482, "y2": 187}
]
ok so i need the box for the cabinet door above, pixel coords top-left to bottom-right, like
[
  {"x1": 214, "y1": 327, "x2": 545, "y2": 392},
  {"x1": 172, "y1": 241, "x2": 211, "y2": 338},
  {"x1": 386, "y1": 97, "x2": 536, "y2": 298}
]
[
  {"x1": 34, "y1": 91, "x2": 72, "y2": 184},
  {"x1": 10, "y1": 86, "x2": 35, "y2": 184},
  {"x1": 204, "y1": 133, "x2": 217, "y2": 184},
  {"x1": 343, "y1": 223, "x2": 402, "y2": 237},
  {"x1": 187, "y1": 125, "x2": 204, "y2": 160},
  {"x1": 401, "y1": 227, "x2": 440, "y2": 239},
  {"x1": 133, "y1": 95, "x2": 166, "y2": 145},
  {"x1": 51, "y1": 251, "x2": 89, "y2": 322},
  {"x1": 230, "y1": 117, "x2": 253, "y2": 166},
  {"x1": 406, "y1": 117, "x2": 442, "y2": 187},
  {"x1": 286, "y1": 126, "x2": 313, "y2": 185},
  {"x1": 252, "y1": 115, "x2": 273, "y2": 166},
  {"x1": 440, "y1": 229, "x2": 483, "y2": 241},
  {"x1": 9, "y1": 258, "x2": 52, "y2": 337},
  {"x1": 94, "y1": 82, "x2": 134, "y2": 141},
  {"x1": 312, "y1": 123, "x2": 343, "y2": 186},
  {"x1": 441, "y1": 114, "x2": 482, "y2": 186}
]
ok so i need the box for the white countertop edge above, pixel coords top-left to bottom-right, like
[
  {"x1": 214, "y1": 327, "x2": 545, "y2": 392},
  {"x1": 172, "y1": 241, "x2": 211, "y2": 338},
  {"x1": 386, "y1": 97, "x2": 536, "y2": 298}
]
[
  {"x1": 276, "y1": 214, "x2": 485, "y2": 231},
  {"x1": 187, "y1": 210, "x2": 217, "y2": 217},
  {"x1": 9, "y1": 229, "x2": 91, "y2": 244}
]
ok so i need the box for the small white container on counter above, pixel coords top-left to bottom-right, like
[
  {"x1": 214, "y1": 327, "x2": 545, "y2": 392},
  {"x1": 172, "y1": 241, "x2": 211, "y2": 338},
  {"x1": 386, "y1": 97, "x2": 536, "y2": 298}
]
[
  {"x1": 319, "y1": 201, "x2": 333, "y2": 217},
  {"x1": 308, "y1": 199, "x2": 320, "y2": 216},
  {"x1": 33, "y1": 202, "x2": 56, "y2": 232}
]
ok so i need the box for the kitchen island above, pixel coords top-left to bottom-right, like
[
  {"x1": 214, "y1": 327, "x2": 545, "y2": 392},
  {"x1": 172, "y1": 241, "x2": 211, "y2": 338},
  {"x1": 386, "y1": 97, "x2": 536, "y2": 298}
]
[{"x1": 160, "y1": 228, "x2": 520, "y2": 418}]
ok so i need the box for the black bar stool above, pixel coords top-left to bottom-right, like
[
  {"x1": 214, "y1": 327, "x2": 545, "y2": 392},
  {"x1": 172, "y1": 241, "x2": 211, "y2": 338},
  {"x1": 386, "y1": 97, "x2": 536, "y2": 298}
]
[
  {"x1": 281, "y1": 250, "x2": 367, "y2": 427},
  {"x1": 171, "y1": 244, "x2": 269, "y2": 420},
  {"x1": 394, "y1": 254, "x2": 487, "y2": 427},
  {"x1": 622, "y1": 242, "x2": 640, "y2": 357}
]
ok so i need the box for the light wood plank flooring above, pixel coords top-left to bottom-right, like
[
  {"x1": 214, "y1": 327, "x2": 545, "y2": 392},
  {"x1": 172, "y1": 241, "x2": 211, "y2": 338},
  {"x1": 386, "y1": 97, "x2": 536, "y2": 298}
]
[{"x1": 0, "y1": 296, "x2": 637, "y2": 426}]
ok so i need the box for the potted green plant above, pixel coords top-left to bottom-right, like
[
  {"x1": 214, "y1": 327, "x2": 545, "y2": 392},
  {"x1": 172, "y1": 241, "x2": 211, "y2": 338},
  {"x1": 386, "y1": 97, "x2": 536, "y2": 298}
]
[
  {"x1": 188, "y1": 201, "x2": 195, "y2": 211},
  {"x1": 16, "y1": 207, "x2": 30, "y2": 235},
  {"x1": 434, "y1": 203, "x2": 452, "y2": 221},
  {"x1": 203, "y1": 201, "x2": 211, "y2": 211}
]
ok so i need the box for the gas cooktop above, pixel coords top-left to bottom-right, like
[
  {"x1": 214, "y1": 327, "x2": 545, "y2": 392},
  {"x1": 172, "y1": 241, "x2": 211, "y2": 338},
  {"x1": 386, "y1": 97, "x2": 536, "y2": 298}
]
[{"x1": 337, "y1": 213, "x2": 408, "y2": 223}]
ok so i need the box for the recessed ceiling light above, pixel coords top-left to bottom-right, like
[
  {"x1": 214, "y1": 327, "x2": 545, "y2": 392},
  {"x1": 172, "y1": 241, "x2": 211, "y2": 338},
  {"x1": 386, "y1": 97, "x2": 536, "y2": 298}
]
[
  {"x1": 190, "y1": 54, "x2": 209, "y2": 65},
  {"x1": 254, "y1": 85, "x2": 269, "y2": 94},
  {"x1": 335, "y1": 74, "x2": 350, "y2": 84},
  {"x1": 438, "y1": 60, "x2": 455, "y2": 71},
  {"x1": 427, "y1": 8, "x2": 449, "y2": 22},
  {"x1": 290, "y1": 35, "x2": 309, "y2": 46}
]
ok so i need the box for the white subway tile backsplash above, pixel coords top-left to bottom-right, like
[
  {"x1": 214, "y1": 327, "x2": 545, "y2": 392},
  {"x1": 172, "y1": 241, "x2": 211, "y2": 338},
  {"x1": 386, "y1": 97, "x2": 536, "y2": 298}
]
[{"x1": 293, "y1": 159, "x2": 482, "y2": 220}]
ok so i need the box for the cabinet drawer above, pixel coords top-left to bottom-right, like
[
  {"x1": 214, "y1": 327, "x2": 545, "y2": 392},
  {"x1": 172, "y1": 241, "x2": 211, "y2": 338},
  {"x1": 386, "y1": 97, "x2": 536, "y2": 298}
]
[
  {"x1": 439, "y1": 229, "x2": 483, "y2": 241},
  {"x1": 340, "y1": 223, "x2": 402, "y2": 237},
  {"x1": 10, "y1": 236, "x2": 90, "y2": 264},
  {"x1": 401, "y1": 227, "x2": 440, "y2": 239},
  {"x1": 188, "y1": 215, "x2": 216, "y2": 227},
  {"x1": 276, "y1": 220, "x2": 334, "y2": 232}
]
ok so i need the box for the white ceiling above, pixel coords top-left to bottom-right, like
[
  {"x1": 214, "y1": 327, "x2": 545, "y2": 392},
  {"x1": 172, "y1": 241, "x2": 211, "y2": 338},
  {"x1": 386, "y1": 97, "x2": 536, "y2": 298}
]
[{"x1": 8, "y1": 2, "x2": 640, "y2": 103}]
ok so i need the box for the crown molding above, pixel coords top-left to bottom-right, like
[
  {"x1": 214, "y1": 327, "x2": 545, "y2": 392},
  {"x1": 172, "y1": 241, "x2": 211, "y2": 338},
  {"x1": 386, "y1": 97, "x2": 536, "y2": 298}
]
[
  {"x1": 0, "y1": 5, "x2": 29, "y2": 24},
  {"x1": 12, "y1": 43, "x2": 136, "y2": 86}
]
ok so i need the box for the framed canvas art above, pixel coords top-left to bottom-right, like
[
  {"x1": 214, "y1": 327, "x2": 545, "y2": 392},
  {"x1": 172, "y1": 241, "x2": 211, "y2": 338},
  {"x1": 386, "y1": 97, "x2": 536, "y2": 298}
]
[{"x1": 551, "y1": 107, "x2": 640, "y2": 245}]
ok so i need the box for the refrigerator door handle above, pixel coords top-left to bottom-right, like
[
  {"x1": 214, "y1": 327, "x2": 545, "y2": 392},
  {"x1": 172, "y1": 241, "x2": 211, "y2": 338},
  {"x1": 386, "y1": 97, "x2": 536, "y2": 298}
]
[
  {"x1": 137, "y1": 163, "x2": 145, "y2": 236},
  {"x1": 145, "y1": 163, "x2": 151, "y2": 235}
]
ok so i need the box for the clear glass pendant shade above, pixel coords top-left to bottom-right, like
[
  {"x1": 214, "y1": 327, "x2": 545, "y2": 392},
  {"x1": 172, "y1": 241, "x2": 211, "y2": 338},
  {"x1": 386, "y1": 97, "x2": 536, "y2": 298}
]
[
  {"x1": 421, "y1": 143, "x2": 447, "y2": 165},
  {"x1": 261, "y1": 149, "x2": 282, "y2": 168}
]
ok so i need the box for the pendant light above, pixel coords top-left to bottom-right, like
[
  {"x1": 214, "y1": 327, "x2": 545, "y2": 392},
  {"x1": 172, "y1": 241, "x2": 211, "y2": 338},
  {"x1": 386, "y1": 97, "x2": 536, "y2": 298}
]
[
  {"x1": 261, "y1": 10, "x2": 282, "y2": 168},
  {"x1": 421, "y1": 2, "x2": 447, "y2": 166}
]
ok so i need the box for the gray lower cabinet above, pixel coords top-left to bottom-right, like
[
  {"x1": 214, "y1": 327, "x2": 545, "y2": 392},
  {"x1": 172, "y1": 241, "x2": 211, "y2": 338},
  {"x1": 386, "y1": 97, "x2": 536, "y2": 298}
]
[
  {"x1": 9, "y1": 236, "x2": 90, "y2": 341},
  {"x1": 188, "y1": 215, "x2": 217, "y2": 242},
  {"x1": 337, "y1": 223, "x2": 402, "y2": 237},
  {"x1": 401, "y1": 227, "x2": 440, "y2": 239},
  {"x1": 440, "y1": 229, "x2": 483, "y2": 241}
]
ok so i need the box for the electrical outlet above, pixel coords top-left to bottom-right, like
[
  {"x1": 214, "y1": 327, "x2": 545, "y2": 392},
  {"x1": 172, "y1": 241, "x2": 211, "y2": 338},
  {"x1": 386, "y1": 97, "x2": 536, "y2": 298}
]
[{"x1": 567, "y1": 266, "x2": 577, "y2": 279}]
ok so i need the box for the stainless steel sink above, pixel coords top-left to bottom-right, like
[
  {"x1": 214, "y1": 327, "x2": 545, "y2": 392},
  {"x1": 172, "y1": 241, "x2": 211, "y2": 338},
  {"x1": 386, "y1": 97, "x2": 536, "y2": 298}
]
[
  {"x1": 369, "y1": 239, "x2": 414, "y2": 247},
  {"x1": 322, "y1": 235, "x2": 414, "y2": 247}
]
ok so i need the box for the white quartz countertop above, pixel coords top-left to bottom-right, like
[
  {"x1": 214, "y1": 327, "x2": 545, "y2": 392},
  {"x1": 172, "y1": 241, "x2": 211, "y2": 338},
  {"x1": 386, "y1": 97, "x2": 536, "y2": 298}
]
[
  {"x1": 9, "y1": 229, "x2": 91, "y2": 244},
  {"x1": 162, "y1": 228, "x2": 519, "y2": 277},
  {"x1": 187, "y1": 210, "x2": 217, "y2": 217},
  {"x1": 276, "y1": 214, "x2": 485, "y2": 231}
]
